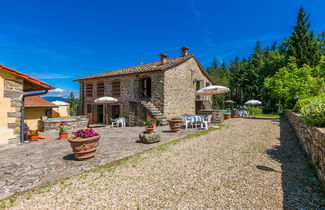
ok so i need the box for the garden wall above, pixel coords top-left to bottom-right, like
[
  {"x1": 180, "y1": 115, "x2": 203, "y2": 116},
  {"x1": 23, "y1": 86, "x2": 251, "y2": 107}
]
[
  {"x1": 284, "y1": 110, "x2": 325, "y2": 186},
  {"x1": 41, "y1": 116, "x2": 89, "y2": 132}
]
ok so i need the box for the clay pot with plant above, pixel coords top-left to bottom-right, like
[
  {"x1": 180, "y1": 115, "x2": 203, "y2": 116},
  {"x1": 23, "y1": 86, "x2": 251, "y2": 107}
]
[
  {"x1": 29, "y1": 129, "x2": 40, "y2": 141},
  {"x1": 68, "y1": 128, "x2": 100, "y2": 160},
  {"x1": 168, "y1": 117, "x2": 182, "y2": 132},
  {"x1": 144, "y1": 118, "x2": 156, "y2": 134},
  {"x1": 58, "y1": 122, "x2": 68, "y2": 139}
]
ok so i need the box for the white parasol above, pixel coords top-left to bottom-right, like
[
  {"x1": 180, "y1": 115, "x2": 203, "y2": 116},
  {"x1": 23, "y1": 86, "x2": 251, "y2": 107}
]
[
  {"x1": 94, "y1": 96, "x2": 118, "y2": 104},
  {"x1": 196, "y1": 85, "x2": 230, "y2": 96},
  {"x1": 245, "y1": 100, "x2": 262, "y2": 106}
]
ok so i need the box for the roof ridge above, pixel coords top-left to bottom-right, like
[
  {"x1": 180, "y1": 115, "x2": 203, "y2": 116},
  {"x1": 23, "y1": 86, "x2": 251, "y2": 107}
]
[{"x1": 75, "y1": 55, "x2": 194, "y2": 81}]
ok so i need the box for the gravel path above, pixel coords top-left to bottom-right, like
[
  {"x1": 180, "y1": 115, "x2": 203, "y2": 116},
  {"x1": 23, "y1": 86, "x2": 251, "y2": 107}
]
[{"x1": 4, "y1": 118, "x2": 325, "y2": 209}]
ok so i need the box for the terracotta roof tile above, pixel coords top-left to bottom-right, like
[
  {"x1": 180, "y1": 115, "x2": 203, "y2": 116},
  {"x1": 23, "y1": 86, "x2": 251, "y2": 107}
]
[
  {"x1": 75, "y1": 55, "x2": 195, "y2": 80},
  {"x1": 0, "y1": 64, "x2": 52, "y2": 90},
  {"x1": 24, "y1": 96, "x2": 58, "y2": 108}
]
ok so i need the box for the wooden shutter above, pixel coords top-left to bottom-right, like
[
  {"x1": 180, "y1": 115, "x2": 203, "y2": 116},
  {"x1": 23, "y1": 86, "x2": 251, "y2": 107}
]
[
  {"x1": 112, "y1": 80, "x2": 121, "y2": 97},
  {"x1": 86, "y1": 83, "x2": 93, "y2": 97},
  {"x1": 97, "y1": 82, "x2": 105, "y2": 97}
]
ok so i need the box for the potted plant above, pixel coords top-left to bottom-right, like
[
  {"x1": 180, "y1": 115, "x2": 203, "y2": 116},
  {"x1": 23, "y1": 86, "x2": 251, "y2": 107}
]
[
  {"x1": 29, "y1": 129, "x2": 40, "y2": 141},
  {"x1": 68, "y1": 128, "x2": 100, "y2": 160},
  {"x1": 224, "y1": 113, "x2": 231, "y2": 120},
  {"x1": 58, "y1": 122, "x2": 68, "y2": 139},
  {"x1": 144, "y1": 118, "x2": 156, "y2": 134},
  {"x1": 168, "y1": 117, "x2": 182, "y2": 132}
]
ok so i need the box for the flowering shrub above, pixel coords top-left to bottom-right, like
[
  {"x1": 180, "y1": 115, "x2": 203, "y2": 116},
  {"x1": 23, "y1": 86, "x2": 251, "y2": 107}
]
[
  {"x1": 58, "y1": 122, "x2": 68, "y2": 133},
  {"x1": 72, "y1": 128, "x2": 99, "y2": 138},
  {"x1": 29, "y1": 129, "x2": 40, "y2": 135},
  {"x1": 301, "y1": 98, "x2": 325, "y2": 127}
]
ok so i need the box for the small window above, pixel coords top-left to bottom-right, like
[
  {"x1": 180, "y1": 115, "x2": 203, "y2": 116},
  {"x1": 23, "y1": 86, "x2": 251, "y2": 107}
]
[
  {"x1": 196, "y1": 80, "x2": 201, "y2": 91},
  {"x1": 86, "y1": 83, "x2": 93, "y2": 97},
  {"x1": 112, "y1": 80, "x2": 121, "y2": 98},
  {"x1": 97, "y1": 82, "x2": 105, "y2": 97},
  {"x1": 206, "y1": 82, "x2": 211, "y2": 87},
  {"x1": 87, "y1": 104, "x2": 92, "y2": 113}
]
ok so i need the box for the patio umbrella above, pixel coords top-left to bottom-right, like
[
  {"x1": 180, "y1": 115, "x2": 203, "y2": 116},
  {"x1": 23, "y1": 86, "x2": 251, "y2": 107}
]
[
  {"x1": 245, "y1": 100, "x2": 262, "y2": 106},
  {"x1": 196, "y1": 85, "x2": 230, "y2": 96},
  {"x1": 225, "y1": 100, "x2": 236, "y2": 109},
  {"x1": 94, "y1": 97, "x2": 119, "y2": 124},
  {"x1": 225, "y1": 100, "x2": 235, "y2": 104},
  {"x1": 244, "y1": 100, "x2": 262, "y2": 117},
  {"x1": 94, "y1": 96, "x2": 118, "y2": 104}
]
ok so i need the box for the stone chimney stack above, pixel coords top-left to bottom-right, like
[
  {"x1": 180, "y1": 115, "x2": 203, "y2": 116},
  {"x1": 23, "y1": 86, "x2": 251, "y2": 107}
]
[
  {"x1": 181, "y1": 47, "x2": 189, "y2": 57},
  {"x1": 160, "y1": 53, "x2": 168, "y2": 64}
]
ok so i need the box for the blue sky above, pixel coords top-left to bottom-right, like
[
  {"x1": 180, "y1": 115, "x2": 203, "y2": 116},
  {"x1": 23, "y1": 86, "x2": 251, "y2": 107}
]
[{"x1": 1, "y1": 0, "x2": 324, "y2": 97}]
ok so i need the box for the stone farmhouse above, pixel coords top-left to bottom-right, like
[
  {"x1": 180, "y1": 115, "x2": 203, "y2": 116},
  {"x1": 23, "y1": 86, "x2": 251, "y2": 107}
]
[{"x1": 75, "y1": 47, "x2": 214, "y2": 126}]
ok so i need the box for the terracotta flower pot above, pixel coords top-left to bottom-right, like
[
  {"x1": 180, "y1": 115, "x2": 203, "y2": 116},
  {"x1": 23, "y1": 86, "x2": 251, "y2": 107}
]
[
  {"x1": 30, "y1": 134, "x2": 39, "y2": 141},
  {"x1": 168, "y1": 119, "x2": 182, "y2": 132},
  {"x1": 145, "y1": 126, "x2": 154, "y2": 134},
  {"x1": 68, "y1": 135, "x2": 100, "y2": 160},
  {"x1": 59, "y1": 132, "x2": 68, "y2": 140},
  {"x1": 224, "y1": 113, "x2": 231, "y2": 120}
]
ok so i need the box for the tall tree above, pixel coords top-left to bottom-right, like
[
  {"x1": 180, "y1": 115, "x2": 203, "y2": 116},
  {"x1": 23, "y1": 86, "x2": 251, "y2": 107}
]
[{"x1": 287, "y1": 7, "x2": 320, "y2": 67}]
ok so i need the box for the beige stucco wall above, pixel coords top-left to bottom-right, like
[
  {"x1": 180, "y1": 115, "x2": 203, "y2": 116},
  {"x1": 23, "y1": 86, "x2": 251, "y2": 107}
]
[
  {"x1": 52, "y1": 105, "x2": 70, "y2": 117},
  {"x1": 24, "y1": 108, "x2": 47, "y2": 130},
  {"x1": 0, "y1": 71, "x2": 18, "y2": 144},
  {"x1": 163, "y1": 58, "x2": 212, "y2": 119}
]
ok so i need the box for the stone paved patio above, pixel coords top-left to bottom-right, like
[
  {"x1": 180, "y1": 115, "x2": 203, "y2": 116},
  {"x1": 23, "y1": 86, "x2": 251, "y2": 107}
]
[{"x1": 0, "y1": 125, "x2": 200, "y2": 199}]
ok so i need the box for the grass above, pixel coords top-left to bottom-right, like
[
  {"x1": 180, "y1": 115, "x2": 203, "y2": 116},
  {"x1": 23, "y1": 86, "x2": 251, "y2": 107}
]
[
  {"x1": 0, "y1": 126, "x2": 222, "y2": 208},
  {"x1": 249, "y1": 113, "x2": 279, "y2": 118}
]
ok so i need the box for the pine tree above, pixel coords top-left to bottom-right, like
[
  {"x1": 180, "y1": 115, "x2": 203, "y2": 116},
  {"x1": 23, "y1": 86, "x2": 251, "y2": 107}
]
[{"x1": 287, "y1": 7, "x2": 320, "y2": 67}]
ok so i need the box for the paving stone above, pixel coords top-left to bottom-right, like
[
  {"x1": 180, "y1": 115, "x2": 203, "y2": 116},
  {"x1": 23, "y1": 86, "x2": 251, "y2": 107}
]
[{"x1": 0, "y1": 125, "x2": 199, "y2": 199}]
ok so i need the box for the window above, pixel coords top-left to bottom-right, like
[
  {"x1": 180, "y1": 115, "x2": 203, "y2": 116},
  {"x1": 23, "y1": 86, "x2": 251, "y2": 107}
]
[
  {"x1": 112, "y1": 80, "x2": 121, "y2": 98},
  {"x1": 87, "y1": 104, "x2": 92, "y2": 113},
  {"x1": 206, "y1": 82, "x2": 211, "y2": 87},
  {"x1": 196, "y1": 80, "x2": 201, "y2": 91},
  {"x1": 97, "y1": 82, "x2": 105, "y2": 97},
  {"x1": 86, "y1": 83, "x2": 93, "y2": 97}
]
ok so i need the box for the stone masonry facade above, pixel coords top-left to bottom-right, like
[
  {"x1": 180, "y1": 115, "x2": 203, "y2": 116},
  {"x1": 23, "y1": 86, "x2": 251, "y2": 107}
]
[
  {"x1": 4, "y1": 76, "x2": 24, "y2": 144},
  {"x1": 285, "y1": 110, "x2": 325, "y2": 187},
  {"x1": 78, "y1": 55, "x2": 213, "y2": 126}
]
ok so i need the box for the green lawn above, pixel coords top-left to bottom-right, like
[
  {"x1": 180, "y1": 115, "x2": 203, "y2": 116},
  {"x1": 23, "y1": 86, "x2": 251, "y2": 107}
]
[{"x1": 249, "y1": 113, "x2": 279, "y2": 118}]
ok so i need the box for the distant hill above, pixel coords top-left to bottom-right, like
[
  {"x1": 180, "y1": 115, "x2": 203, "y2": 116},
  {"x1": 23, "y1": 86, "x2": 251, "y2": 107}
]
[{"x1": 42, "y1": 97, "x2": 67, "y2": 102}]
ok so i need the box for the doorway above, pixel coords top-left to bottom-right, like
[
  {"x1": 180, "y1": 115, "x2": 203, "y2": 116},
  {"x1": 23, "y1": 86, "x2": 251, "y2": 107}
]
[
  {"x1": 111, "y1": 105, "x2": 120, "y2": 119},
  {"x1": 97, "y1": 105, "x2": 104, "y2": 123},
  {"x1": 140, "y1": 77, "x2": 152, "y2": 99}
]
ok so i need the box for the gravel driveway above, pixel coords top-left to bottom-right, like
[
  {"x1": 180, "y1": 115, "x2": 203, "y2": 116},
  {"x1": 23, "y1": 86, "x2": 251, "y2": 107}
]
[{"x1": 4, "y1": 118, "x2": 325, "y2": 209}]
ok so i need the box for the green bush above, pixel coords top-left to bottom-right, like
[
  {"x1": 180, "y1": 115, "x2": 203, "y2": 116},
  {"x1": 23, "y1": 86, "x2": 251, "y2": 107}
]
[
  {"x1": 301, "y1": 98, "x2": 325, "y2": 127},
  {"x1": 247, "y1": 107, "x2": 263, "y2": 115},
  {"x1": 293, "y1": 93, "x2": 325, "y2": 113}
]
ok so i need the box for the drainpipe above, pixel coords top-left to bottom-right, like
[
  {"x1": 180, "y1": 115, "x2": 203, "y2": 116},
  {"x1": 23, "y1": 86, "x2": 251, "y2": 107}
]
[{"x1": 20, "y1": 90, "x2": 48, "y2": 143}]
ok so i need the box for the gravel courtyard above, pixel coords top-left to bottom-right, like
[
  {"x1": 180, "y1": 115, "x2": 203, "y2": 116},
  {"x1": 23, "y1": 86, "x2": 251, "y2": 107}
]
[{"x1": 3, "y1": 118, "x2": 325, "y2": 209}]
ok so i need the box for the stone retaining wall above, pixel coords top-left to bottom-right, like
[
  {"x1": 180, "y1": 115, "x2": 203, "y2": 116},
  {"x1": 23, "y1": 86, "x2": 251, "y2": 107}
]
[
  {"x1": 41, "y1": 116, "x2": 89, "y2": 131},
  {"x1": 284, "y1": 110, "x2": 325, "y2": 186}
]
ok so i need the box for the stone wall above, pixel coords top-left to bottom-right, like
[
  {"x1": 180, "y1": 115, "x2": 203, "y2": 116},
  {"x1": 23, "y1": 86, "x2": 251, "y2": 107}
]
[
  {"x1": 80, "y1": 72, "x2": 164, "y2": 123},
  {"x1": 41, "y1": 116, "x2": 89, "y2": 132},
  {"x1": 163, "y1": 58, "x2": 212, "y2": 119},
  {"x1": 284, "y1": 110, "x2": 325, "y2": 186},
  {"x1": 0, "y1": 70, "x2": 23, "y2": 145}
]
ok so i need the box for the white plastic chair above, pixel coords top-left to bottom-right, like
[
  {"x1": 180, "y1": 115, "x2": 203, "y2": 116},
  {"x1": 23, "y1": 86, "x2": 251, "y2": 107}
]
[
  {"x1": 201, "y1": 116, "x2": 209, "y2": 130},
  {"x1": 110, "y1": 118, "x2": 117, "y2": 127},
  {"x1": 116, "y1": 117, "x2": 126, "y2": 127},
  {"x1": 182, "y1": 115, "x2": 192, "y2": 129}
]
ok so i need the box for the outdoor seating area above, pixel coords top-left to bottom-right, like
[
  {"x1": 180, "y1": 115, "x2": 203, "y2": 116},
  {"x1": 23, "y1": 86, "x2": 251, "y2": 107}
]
[
  {"x1": 182, "y1": 114, "x2": 212, "y2": 130},
  {"x1": 110, "y1": 117, "x2": 127, "y2": 127}
]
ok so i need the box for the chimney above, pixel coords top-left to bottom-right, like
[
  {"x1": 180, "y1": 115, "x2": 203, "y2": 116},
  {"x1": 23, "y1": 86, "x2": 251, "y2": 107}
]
[
  {"x1": 160, "y1": 53, "x2": 168, "y2": 64},
  {"x1": 181, "y1": 47, "x2": 189, "y2": 57}
]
